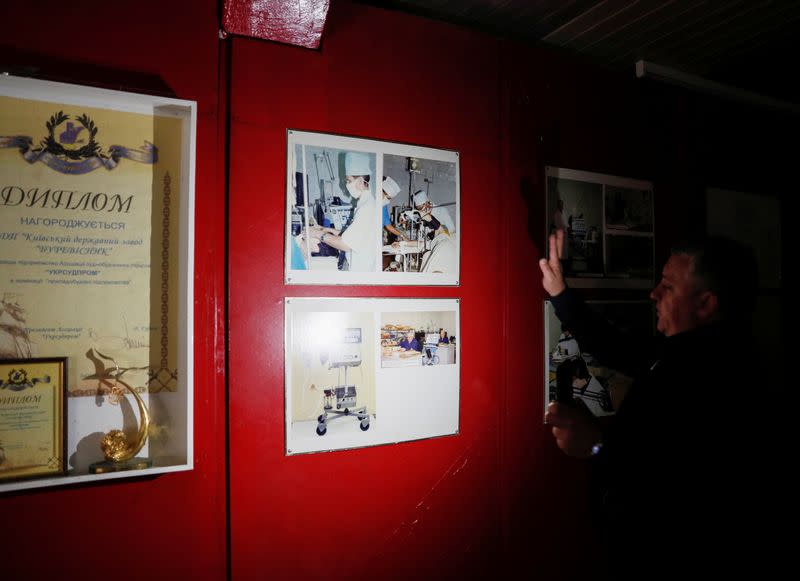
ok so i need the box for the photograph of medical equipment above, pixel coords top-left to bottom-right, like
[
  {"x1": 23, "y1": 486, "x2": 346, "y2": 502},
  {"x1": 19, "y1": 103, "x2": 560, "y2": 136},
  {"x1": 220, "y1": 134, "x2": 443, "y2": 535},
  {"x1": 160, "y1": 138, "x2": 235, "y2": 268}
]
[
  {"x1": 422, "y1": 333, "x2": 440, "y2": 366},
  {"x1": 381, "y1": 153, "x2": 458, "y2": 274},
  {"x1": 547, "y1": 174, "x2": 604, "y2": 277},
  {"x1": 546, "y1": 166, "x2": 655, "y2": 289},
  {"x1": 553, "y1": 356, "x2": 614, "y2": 413},
  {"x1": 291, "y1": 150, "x2": 352, "y2": 231},
  {"x1": 380, "y1": 312, "x2": 456, "y2": 368},
  {"x1": 290, "y1": 146, "x2": 359, "y2": 266},
  {"x1": 285, "y1": 298, "x2": 460, "y2": 455},
  {"x1": 381, "y1": 207, "x2": 436, "y2": 273},
  {"x1": 316, "y1": 327, "x2": 370, "y2": 436},
  {"x1": 286, "y1": 130, "x2": 459, "y2": 285},
  {"x1": 290, "y1": 141, "x2": 380, "y2": 273},
  {"x1": 544, "y1": 300, "x2": 654, "y2": 419}
]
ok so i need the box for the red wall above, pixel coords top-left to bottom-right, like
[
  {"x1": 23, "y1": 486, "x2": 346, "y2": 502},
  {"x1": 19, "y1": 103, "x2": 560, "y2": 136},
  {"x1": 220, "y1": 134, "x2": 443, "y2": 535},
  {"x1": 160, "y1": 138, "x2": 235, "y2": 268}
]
[
  {"x1": 226, "y1": 2, "x2": 508, "y2": 578},
  {"x1": 225, "y1": 4, "x2": 636, "y2": 580},
  {"x1": 1, "y1": 1, "x2": 227, "y2": 579}
]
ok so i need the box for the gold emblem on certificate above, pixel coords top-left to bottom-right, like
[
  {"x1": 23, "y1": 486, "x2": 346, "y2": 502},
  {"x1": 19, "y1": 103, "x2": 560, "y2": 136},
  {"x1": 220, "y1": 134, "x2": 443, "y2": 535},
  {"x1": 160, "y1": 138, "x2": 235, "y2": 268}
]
[{"x1": 0, "y1": 358, "x2": 67, "y2": 482}]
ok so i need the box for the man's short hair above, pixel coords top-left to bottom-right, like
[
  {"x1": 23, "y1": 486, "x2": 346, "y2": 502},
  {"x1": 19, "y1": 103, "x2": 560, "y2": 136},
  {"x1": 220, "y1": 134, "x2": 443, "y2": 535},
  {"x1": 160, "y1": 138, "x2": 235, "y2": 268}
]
[{"x1": 671, "y1": 236, "x2": 758, "y2": 321}]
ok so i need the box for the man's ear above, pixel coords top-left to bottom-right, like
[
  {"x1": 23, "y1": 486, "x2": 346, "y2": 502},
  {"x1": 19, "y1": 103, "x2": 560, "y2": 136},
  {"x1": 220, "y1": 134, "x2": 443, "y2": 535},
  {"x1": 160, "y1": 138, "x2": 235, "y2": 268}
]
[{"x1": 696, "y1": 291, "x2": 719, "y2": 322}]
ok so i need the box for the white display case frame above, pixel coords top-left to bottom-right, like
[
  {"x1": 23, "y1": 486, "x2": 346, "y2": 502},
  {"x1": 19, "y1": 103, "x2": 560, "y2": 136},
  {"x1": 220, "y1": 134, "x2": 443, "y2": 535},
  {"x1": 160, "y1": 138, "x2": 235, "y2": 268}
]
[{"x1": 0, "y1": 75, "x2": 195, "y2": 492}]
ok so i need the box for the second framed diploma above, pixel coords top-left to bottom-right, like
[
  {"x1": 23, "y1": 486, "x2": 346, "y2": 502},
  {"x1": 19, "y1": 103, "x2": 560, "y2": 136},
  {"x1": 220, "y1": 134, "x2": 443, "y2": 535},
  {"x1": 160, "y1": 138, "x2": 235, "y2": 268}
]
[{"x1": 0, "y1": 357, "x2": 67, "y2": 482}]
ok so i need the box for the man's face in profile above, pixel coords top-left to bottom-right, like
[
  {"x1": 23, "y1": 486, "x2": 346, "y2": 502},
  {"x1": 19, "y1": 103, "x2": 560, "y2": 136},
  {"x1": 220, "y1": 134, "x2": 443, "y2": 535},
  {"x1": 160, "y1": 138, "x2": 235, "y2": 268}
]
[{"x1": 650, "y1": 254, "x2": 705, "y2": 336}]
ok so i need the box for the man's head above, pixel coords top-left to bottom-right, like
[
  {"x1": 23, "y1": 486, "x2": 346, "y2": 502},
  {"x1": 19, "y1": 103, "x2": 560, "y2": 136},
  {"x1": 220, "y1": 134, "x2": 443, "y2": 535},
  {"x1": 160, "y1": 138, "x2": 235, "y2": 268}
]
[
  {"x1": 650, "y1": 237, "x2": 757, "y2": 337},
  {"x1": 344, "y1": 152, "x2": 372, "y2": 200},
  {"x1": 405, "y1": 330, "x2": 415, "y2": 341},
  {"x1": 345, "y1": 174, "x2": 370, "y2": 199}
]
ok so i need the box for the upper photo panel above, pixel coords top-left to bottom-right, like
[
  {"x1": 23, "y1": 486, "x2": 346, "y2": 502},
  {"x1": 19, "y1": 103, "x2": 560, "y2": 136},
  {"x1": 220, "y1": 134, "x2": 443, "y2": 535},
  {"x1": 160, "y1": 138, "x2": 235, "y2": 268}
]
[
  {"x1": 546, "y1": 166, "x2": 654, "y2": 289},
  {"x1": 285, "y1": 130, "x2": 460, "y2": 286}
]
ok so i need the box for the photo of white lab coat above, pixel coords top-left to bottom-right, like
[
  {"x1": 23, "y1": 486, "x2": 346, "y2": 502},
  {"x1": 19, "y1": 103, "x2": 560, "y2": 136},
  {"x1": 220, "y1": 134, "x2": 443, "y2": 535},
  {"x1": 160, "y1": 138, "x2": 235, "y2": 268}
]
[
  {"x1": 341, "y1": 195, "x2": 378, "y2": 272},
  {"x1": 431, "y1": 206, "x2": 456, "y2": 234}
]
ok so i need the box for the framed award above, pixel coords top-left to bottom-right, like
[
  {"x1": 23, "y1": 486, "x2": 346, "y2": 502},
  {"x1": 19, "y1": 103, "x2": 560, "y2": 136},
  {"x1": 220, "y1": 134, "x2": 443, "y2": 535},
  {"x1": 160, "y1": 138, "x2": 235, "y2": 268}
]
[
  {"x1": 1, "y1": 74, "x2": 195, "y2": 492},
  {"x1": 0, "y1": 357, "x2": 68, "y2": 482}
]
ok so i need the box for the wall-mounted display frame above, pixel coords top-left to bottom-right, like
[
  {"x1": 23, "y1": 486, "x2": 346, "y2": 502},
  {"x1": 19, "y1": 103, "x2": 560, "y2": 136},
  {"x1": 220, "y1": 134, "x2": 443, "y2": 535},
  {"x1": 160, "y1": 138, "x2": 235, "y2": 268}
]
[
  {"x1": 0, "y1": 75, "x2": 195, "y2": 493},
  {"x1": 543, "y1": 300, "x2": 655, "y2": 419},
  {"x1": 285, "y1": 298, "x2": 460, "y2": 455},
  {"x1": 546, "y1": 166, "x2": 654, "y2": 289},
  {"x1": 285, "y1": 130, "x2": 460, "y2": 286}
]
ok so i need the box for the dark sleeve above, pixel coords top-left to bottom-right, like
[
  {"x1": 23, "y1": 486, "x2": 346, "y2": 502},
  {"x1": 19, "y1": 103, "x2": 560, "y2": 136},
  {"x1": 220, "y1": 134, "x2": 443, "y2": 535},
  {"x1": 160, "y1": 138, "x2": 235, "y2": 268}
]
[{"x1": 550, "y1": 288, "x2": 653, "y2": 377}]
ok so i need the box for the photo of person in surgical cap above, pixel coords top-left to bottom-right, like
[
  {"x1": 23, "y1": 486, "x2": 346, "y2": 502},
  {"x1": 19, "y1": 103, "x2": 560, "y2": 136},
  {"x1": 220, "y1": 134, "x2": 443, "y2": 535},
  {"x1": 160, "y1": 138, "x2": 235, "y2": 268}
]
[
  {"x1": 409, "y1": 189, "x2": 457, "y2": 274},
  {"x1": 381, "y1": 176, "x2": 410, "y2": 244},
  {"x1": 413, "y1": 190, "x2": 456, "y2": 235},
  {"x1": 307, "y1": 151, "x2": 378, "y2": 271}
]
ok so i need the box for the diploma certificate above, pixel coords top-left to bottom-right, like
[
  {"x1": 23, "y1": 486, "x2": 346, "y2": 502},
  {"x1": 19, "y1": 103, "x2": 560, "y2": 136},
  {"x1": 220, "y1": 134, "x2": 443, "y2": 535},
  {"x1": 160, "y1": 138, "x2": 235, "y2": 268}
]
[
  {"x1": 1, "y1": 88, "x2": 182, "y2": 397},
  {"x1": 0, "y1": 358, "x2": 67, "y2": 481}
]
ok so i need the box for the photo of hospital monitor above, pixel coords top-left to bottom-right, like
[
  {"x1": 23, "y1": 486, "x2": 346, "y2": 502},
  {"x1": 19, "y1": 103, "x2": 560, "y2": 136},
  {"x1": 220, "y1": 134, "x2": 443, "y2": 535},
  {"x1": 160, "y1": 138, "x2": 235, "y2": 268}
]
[{"x1": 295, "y1": 171, "x2": 305, "y2": 207}]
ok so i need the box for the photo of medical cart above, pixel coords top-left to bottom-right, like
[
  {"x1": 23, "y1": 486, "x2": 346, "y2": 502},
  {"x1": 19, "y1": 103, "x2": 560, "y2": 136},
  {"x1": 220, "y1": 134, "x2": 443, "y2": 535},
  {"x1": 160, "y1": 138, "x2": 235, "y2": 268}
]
[
  {"x1": 316, "y1": 327, "x2": 370, "y2": 436},
  {"x1": 421, "y1": 332, "x2": 440, "y2": 366}
]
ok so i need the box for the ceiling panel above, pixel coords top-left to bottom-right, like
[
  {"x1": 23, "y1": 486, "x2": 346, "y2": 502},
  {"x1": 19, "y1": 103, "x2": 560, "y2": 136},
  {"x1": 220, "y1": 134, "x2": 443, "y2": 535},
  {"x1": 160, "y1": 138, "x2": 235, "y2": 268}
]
[{"x1": 360, "y1": 0, "x2": 800, "y2": 101}]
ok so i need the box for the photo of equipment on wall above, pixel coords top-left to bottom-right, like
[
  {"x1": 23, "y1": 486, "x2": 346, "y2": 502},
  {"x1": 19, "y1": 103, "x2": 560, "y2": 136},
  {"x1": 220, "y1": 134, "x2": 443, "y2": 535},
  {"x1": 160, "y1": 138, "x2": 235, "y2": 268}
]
[
  {"x1": 285, "y1": 298, "x2": 460, "y2": 455},
  {"x1": 546, "y1": 166, "x2": 654, "y2": 289},
  {"x1": 544, "y1": 300, "x2": 655, "y2": 418},
  {"x1": 285, "y1": 130, "x2": 460, "y2": 286}
]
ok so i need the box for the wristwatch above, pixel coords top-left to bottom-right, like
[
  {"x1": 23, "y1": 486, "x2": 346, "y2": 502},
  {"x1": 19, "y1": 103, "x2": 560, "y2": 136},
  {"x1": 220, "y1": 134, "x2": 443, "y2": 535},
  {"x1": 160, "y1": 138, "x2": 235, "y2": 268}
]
[{"x1": 320, "y1": 232, "x2": 328, "y2": 244}]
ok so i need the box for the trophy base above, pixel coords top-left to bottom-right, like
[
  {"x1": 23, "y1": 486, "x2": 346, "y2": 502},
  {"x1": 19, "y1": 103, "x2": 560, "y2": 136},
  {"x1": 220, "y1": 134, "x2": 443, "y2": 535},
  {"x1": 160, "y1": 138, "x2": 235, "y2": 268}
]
[{"x1": 89, "y1": 457, "x2": 153, "y2": 474}]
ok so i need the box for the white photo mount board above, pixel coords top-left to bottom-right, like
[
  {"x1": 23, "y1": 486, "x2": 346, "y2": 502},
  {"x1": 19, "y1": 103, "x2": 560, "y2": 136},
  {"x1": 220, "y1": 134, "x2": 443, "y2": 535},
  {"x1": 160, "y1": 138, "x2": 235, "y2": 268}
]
[{"x1": 285, "y1": 297, "x2": 460, "y2": 455}]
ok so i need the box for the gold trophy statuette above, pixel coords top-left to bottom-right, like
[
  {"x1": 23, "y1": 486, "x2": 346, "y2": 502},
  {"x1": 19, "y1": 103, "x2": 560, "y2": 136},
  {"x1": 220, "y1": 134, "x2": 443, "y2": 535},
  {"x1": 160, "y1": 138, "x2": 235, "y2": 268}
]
[
  {"x1": 100, "y1": 381, "x2": 150, "y2": 461},
  {"x1": 88, "y1": 351, "x2": 153, "y2": 474}
]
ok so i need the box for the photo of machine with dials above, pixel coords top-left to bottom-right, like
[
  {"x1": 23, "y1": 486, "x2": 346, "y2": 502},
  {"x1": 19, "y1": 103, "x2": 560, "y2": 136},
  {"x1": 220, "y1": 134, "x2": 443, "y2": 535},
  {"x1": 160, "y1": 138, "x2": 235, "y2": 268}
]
[{"x1": 316, "y1": 327, "x2": 370, "y2": 436}]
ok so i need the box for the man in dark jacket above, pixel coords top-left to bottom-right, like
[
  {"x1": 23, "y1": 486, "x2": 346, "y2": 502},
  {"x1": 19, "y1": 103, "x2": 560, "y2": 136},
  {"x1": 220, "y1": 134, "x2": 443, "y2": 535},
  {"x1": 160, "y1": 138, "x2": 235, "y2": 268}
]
[{"x1": 541, "y1": 230, "x2": 766, "y2": 578}]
